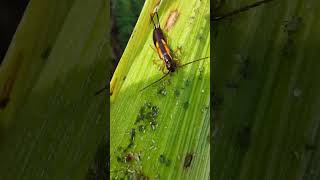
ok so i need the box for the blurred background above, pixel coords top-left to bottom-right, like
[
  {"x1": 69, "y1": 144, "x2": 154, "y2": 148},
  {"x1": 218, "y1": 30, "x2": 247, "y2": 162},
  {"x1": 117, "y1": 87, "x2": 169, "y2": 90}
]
[
  {"x1": 0, "y1": 1, "x2": 144, "y2": 179},
  {"x1": 0, "y1": 0, "x2": 29, "y2": 64},
  {"x1": 110, "y1": 0, "x2": 144, "y2": 74},
  {"x1": 0, "y1": 0, "x2": 145, "y2": 77}
]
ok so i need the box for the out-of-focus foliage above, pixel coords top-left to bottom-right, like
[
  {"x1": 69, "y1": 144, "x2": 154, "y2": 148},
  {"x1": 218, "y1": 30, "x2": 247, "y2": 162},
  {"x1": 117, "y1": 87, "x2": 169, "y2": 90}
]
[
  {"x1": 0, "y1": 0, "x2": 109, "y2": 179},
  {"x1": 112, "y1": 0, "x2": 145, "y2": 52},
  {"x1": 213, "y1": 0, "x2": 320, "y2": 179}
]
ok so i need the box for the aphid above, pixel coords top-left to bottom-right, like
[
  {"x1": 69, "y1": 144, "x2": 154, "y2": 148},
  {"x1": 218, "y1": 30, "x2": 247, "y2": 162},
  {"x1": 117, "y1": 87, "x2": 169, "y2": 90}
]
[
  {"x1": 124, "y1": 153, "x2": 135, "y2": 163},
  {"x1": 212, "y1": 0, "x2": 275, "y2": 21},
  {"x1": 183, "y1": 153, "x2": 193, "y2": 168},
  {"x1": 140, "y1": 12, "x2": 209, "y2": 91},
  {"x1": 159, "y1": 154, "x2": 171, "y2": 166}
]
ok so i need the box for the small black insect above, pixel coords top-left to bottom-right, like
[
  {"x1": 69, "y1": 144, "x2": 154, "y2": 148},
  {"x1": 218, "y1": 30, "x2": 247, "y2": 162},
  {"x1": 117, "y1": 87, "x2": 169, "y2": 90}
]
[{"x1": 183, "y1": 153, "x2": 193, "y2": 168}]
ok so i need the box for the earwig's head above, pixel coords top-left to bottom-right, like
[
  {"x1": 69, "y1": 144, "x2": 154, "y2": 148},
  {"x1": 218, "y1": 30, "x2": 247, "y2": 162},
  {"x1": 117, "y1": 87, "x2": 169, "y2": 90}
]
[{"x1": 167, "y1": 61, "x2": 177, "y2": 72}]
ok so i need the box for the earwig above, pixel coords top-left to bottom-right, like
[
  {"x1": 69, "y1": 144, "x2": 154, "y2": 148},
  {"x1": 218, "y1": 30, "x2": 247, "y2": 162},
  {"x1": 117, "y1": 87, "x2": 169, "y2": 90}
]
[{"x1": 140, "y1": 12, "x2": 209, "y2": 91}]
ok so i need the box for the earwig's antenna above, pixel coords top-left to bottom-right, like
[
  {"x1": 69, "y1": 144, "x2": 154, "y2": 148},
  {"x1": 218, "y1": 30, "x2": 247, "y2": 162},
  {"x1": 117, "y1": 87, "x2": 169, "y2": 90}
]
[
  {"x1": 139, "y1": 56, "x2": 209, "y2": 92},
  {"x1": 140, "y1": 72, "x2": 170, "y2": 92},
  {"x1": 95, "y1": 85, "x2": 108, "y2": 96},
  {"x1": 178, "y1": 56, "x2": 210, "y2": 68},
  {"x1": 213, "y1": 0, "x2": 274, "y2": 21}
]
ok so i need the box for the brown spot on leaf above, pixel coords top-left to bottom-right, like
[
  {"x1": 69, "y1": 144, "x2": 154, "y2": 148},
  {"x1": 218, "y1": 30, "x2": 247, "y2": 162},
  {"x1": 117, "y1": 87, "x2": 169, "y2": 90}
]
[
  {"x1": 165, "y1": 10, "x2": 179, "y2": 31},
  {"x1": 0, "y1": 52, "x2": 23, "y2": 109},
  {"x1": 110, "y1": 77, "x2": 117, "y2": 96}
]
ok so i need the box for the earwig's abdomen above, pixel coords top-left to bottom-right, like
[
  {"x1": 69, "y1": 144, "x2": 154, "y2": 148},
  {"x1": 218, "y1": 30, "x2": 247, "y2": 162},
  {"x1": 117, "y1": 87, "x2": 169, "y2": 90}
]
[
  {"x1": 153, "y1": 27, "x2": 165, "y2": 46},
  {"x1": 153, "y1": 27, "x2": 177, "y2": 72}
]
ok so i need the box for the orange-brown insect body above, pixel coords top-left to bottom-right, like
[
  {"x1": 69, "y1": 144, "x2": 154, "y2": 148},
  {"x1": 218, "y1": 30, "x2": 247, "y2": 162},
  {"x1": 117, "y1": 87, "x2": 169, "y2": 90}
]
[
  {"x1": 139, "y1": 12, "x2": 209, "y2": 92},
  {"x1": 151, "y1": 12, "x2": 177, "y2": 72}
]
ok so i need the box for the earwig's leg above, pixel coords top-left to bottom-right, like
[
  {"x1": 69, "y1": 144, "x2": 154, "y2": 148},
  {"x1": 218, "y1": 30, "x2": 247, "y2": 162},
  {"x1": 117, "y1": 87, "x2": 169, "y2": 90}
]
[
  {"x1": 174, "y1": 58, "x2": 181, "y2": 66},
  {"x1": 172, "y1": 46, "x2": 183, "y2": 62},
  {"x1": 149, "y1": 44, "x2": 157, "y2": 53},
  {"x1": 152, "y1": 58, "x2": 162, "y2": 65},
  {"x1": 152, "y1": 58, "x2": 167, "y2": 73},
  {"x1": 173, "y1": 46, "x2": 182, "y2": 56},
  {"x1": 160, "y1": 65, "x2": 167, "y2": 74}
]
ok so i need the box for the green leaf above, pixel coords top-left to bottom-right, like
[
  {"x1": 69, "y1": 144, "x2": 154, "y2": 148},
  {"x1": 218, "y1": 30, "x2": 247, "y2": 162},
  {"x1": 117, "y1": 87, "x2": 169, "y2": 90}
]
[
  {"x1": 110, "y1": 0, "x2": 210, "y2": 179},
  {"x1": 213, "y1": 0, "x2": 320, "y2": 179},
  {"x1": 0, "y1": 0, "x2": 109, "y2": 179}
]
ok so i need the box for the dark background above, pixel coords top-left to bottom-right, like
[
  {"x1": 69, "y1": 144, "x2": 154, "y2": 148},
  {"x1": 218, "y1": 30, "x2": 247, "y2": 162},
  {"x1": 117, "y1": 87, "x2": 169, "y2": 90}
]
[
  {"x1": 0, "y1": 1, "x2": 144, "y2": 179},
  {"x1": 0, "y1": 0, "x2": 144, "y2": 77},
  {"x1": 0, "y1": 0, "x2": 29, "y2": 63},
  {"x1": 110, "y1": 0, "x2": 144, "y2": 75}
]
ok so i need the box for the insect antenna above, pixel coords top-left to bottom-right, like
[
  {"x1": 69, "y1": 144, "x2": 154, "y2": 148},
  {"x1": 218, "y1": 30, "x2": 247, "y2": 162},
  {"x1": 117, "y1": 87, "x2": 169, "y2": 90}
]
[
  {"x1": 213, "y1": 0, "x2": 274, "y2": 21},
  {"x1": 178, "y1": 56, "x2": 210, "y2": 68},
  {"x1": 140, "y1": 72, "x2": 170, "y2": 92},
  {"x1": 94, "y1": 85, "x2": 108, "y2": 96}
]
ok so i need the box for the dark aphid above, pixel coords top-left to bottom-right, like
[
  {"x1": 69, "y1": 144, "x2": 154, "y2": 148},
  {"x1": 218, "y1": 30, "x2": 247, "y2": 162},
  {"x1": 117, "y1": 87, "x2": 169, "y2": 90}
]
[
  {"x1": 123, "y1": 128, "x2": 136, "y2": 152},
  {"x1": 130, "y1": 128, "x2": 136, "y2": 142},
  {"x1": 124, "y1": 153, "x2": 135, "y2": 163},
  {"x1": 283, "y1": 16, "x2": 303, "y2": 33},
  {"x1": 305, "y1": 144, "x2": 317, "y2": 151},
  {"x1": 183, "y1": 101, "x2": 189, "y2": 110},
  {"x1": 141, "y1": 12, "x2": 209, "y2": 91},
  {"x1": 41, "y1": 46, "x2": 52, "y2": 59},
  {"x1": 136, "y1": 173, "x2": 149, "y2": 180},
  {"x1": 183, "y1": 153, "x2": 193, "y2": 168},
  {"x1": 237, "y1": 125, "x2": 251, "y2": 148},
  {"x1": 159, "y1": 154, "x2": 171, "y2": 166},
  {"x1": 212, "y1": 0, "x2": 275, "y2": 21},
  {"x1": 135, "y1": 102, "x2": 160, "y2": 131}
]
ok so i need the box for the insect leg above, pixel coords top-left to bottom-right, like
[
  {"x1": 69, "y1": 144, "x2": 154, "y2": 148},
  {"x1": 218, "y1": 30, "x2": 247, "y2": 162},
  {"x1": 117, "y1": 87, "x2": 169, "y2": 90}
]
[
  {"x1": 149, "y1": 44, "x2": 158, "y2": 53},
  {"x1": 152, "y1": 58, "x2": 167, "y2": 73}
]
